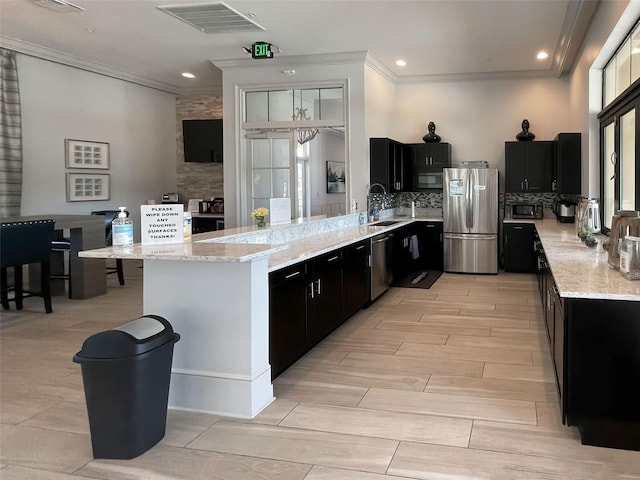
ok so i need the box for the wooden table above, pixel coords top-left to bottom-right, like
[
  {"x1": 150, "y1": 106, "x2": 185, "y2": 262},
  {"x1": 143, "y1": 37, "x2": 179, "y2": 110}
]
[{"x1": 9, "y1": 215, "x2": 107, "y2": 299}]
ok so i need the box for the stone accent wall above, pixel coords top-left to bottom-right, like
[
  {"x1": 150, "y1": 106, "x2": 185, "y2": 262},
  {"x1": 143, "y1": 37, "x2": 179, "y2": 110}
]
[{"x1": 176, "y1": 93, "x2": 223, "y2": 204}]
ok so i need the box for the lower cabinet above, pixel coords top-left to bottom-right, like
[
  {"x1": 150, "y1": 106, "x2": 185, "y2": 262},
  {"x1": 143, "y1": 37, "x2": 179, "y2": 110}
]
[
  {"x1": 269, "y1": 247, "x2": 351, "y2": 380},
  {"x1": 416, "y1": 221, "x2": 443, "y2": 271},
  {"x1": 392, "y1": 225, "x2": 415, "y2": 282},
  {"x1": 503, "y1": 223, "x2": 536, "y2": 272},
  {"x1": 269, "y1": 263, "x2": 309, "y2": 379},
  {"x1": 343, "y1": 240, "x2": 370, "y2": 319}
]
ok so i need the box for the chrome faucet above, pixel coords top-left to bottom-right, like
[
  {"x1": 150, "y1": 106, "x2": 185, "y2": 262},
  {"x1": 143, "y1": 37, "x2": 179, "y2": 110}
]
[{"x1": 368, "y1": 183, "x2": 387, "y2": 194}]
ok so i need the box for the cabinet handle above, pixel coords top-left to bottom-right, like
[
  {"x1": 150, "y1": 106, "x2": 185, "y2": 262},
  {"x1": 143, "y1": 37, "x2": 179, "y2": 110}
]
[
  {"x1": 356, "y1": 245, "x2": 365, "y2": 250},
  {"x1": 285, "y1": 270, "x2": 302, "y2": 279},
  {"x1": 525, "y1": 179, "x2": 529, "y2": 190},
  {"x1": 316, "y1": 278, "x2": 321, "y2": 295},
  {"x1": 308, "y1": 282, "x2": 315, "y2": 299},
  {"x1": 327, "y1": 255, "x2": 340, "y2": 262},
  {"x1": 513, "y1": 226, "x2": 523, "y2": 230},
  {"x1": 426, "y1": 224, "x2": 435, "y2": 228},
  {"x1": 439, "y1": 233, "x2": 442, "y2": 242}
]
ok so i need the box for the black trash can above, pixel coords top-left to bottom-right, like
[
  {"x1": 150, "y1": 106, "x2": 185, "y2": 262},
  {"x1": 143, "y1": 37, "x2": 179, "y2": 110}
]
[{"x1": 73, "y1": 314, "x2": 180, "y2": 459}]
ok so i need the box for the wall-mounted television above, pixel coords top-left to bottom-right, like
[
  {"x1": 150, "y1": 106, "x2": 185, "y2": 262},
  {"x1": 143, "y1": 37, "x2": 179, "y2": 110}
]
[{"x1": 182, "y1": 119, "x2": 223, "y2": 163}]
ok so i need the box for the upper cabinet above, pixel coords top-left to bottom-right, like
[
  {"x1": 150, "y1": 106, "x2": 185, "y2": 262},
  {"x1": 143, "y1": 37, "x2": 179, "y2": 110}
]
[
  {"x1": 553, "y1": 133, "x2": 581, "y2": 195},
  {"x1": 370, "y1": 138, "x2": 412, "y2": 192},
  {"x1": 505, "y1": 141, "x2": 554, "y2": 193},
  {"x1": 408, "y1": 143, "x2": 451, "y2": 170}
]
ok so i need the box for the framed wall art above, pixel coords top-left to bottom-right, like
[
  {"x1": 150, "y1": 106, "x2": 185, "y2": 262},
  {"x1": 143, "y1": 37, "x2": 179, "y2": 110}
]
[
  {"x1": 326, "y1": 160, "x2": 346, "y2": 194},
  {"x1": 66, "y1": 173, "x2": 110, "y2": 202},
  {"x1": 65, "y1": 139, "x2": 109, "y2": 169}
]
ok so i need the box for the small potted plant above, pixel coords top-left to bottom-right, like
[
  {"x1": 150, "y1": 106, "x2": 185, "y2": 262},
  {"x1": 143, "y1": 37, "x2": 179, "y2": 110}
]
[{"x1": 250, "y1": 207, "x2": 269, "y2": 228}]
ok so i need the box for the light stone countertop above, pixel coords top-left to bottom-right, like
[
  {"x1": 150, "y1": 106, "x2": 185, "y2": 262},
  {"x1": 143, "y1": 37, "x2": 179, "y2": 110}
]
[
  {"x1": 79, "y1": 213, "x2": 442, "y2": 269},
  {"x1": 505, "y1": 216, "x2": 640, "y2": 301}
]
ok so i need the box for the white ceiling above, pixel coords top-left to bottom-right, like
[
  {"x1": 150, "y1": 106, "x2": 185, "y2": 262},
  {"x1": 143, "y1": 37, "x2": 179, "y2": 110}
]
[{"x1": 0, "y1": 0, "x2": 599, "y2": 94}]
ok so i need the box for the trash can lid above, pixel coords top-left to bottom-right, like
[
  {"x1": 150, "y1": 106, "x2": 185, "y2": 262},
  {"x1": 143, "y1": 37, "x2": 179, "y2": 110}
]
[{"x1": 74, "y1": 315, "x2": 177, "y2": 360}]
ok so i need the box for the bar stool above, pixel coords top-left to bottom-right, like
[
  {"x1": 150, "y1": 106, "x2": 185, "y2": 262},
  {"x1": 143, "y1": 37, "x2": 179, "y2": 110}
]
[
  {"x1": 50, "y1": 235, "x2": 72, "y2": 298},
  {"x1": 1, "y1": 219, "x2": 55, "y2": 313},
  {"x1": 91, "y1": 210, "x2": 127, "y2": 285}
]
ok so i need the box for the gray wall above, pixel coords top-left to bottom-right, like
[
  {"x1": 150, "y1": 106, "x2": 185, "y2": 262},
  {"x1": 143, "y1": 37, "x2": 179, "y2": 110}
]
[{"x1": 17, "y1": 54, "x2": 176, "y2": 241}]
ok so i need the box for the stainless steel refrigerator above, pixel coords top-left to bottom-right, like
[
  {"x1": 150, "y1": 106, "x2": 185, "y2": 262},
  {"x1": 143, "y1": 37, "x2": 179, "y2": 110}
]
[{"x1": 443, "y1": 168, "x2": 499, "y2": 274}]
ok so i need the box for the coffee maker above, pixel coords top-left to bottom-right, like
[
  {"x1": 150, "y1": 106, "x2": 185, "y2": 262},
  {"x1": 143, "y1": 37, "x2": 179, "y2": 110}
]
[{"x1": 555, "y1": 199, "x2": 576, "y2": 223}]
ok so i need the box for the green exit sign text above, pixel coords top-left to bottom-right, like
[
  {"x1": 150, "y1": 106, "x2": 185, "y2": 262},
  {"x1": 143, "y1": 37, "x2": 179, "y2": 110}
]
[{"x1": 252, "y1": 42, "x2": 273, "y2": 59}]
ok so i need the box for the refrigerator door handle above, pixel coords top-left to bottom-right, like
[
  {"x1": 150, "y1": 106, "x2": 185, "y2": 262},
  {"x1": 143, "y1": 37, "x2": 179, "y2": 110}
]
[
  {"x1": 465, "y1": 172, "x2": 474, "y2": 228},
  {"x1": 444, "y1": 234, "x2": 496, "y2": 240}
]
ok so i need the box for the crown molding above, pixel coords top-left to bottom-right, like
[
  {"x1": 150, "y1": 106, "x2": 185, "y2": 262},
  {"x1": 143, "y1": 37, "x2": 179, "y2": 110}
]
[
  {"x1": 552, "y1": 0, "x2": 600, "y2": 77},
  {"x1": 212, "y1": 51, "x2": 369, "y2": 71},
  {"x1": 396, "y1": 68, "x2": 557, "y2": 85},
  {"x1": 0, "y1": 35, "x2": 221, "y2": 95},
  {"x1": 364, "y1": 52, "x2": 397, "y2": 84}
]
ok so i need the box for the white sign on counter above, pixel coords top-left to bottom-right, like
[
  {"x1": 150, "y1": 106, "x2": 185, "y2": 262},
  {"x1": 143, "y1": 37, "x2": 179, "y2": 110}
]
[
  {"x1": 141, "y1": 205, "x2": 183, "y2": 244},
  {"x1": 269, "y1": 197, "x2": 291, "y2": 225}
]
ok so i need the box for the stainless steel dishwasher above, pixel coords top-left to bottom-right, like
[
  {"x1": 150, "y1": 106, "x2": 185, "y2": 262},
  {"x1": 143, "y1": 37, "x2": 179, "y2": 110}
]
[{"x1": 370, "y1": 231, "x2": 394, "y2": 301}]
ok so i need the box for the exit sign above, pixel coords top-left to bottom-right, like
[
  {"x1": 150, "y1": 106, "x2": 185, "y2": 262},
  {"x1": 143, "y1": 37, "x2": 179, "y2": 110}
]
[{"x1": 252, "y1": 42, "x2": 273, "y2": 59}]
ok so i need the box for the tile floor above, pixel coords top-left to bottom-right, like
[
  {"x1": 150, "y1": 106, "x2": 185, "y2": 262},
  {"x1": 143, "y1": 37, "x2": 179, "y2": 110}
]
[{"x1": 1, "y1": 261, "x2": 639, "y2": 479}]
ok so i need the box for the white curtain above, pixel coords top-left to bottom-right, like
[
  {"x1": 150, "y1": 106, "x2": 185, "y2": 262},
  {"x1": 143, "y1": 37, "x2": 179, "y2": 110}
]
[{"x1": 0, "y1": 48, "x2": 22, "y2": 218}]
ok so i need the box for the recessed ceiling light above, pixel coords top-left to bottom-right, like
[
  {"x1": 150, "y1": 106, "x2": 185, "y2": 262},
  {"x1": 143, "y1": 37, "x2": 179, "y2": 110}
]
[
  {"x1": 537, "y1": 51, "x2": 549, "y2": 60},
  {"x1": 633, "y1": 47, "x2": 640, "y2": 54},
  {"x1": 281, "y1": 69, "x2": 296, "y2": 75},
  {"x1": 86, "y1": 27, "x2": 93, "y2": 33},
  {"x1": 395, "y1": 59, "x2": 406, "y2": 67},
  {"x1": 181, "y1": 72, "x2": 196, "y2": 79}
]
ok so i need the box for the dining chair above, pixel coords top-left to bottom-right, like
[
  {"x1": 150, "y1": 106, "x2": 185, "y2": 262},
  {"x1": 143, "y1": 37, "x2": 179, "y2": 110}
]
[
  {"x1": 91, "y1": 210, "x2": 126, "y2": 285},
  {"x1": 1, "y1": 219, "x2": 55, "y2": 313}
]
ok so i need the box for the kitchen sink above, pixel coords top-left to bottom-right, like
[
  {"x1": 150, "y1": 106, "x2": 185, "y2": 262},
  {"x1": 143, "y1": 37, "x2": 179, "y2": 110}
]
[{"x1": 372, "y1": 220, "x2": 401, "y2": 226}]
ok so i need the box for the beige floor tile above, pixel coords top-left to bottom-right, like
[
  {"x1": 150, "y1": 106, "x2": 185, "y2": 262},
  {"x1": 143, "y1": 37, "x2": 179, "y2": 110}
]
[
  {"x1": 281, "y1": 403, "x2": 472, "y2": 447},
  {"x1": 21, "y1": 400, "x2": 89, "y2": 435},
  {"x1": 425, "y1": 374, "x2": 558, "y2": 403},
  {"x1": 273, "y1": 376, "x2": 368, "y2": 407},
  {"x1": 491, "y1": 326, "x2": 546, "y2": 341},
  {"x1": 396, "y1": 342, "x2": 533, "y2": 365},
  {"x1": 419, "y1": 313, "x2": 530, "y2": 330},
  {"x1": 77, "y1": 444, "x2": 312, "y2": 480},
  {"x1": 483, "y1": 362, "x2": 556, "y2": 384},
  {"x1": 359, "y1": 388, "x2": 537, "y2": 425},
  {"x1": 446, "y1": 333, "x2": 547, "y2": 352},
  {"x1": 319, "y1": 337, "x2": 402, "y2": 355},
  {"x1": 338, "y1": 327, "x2": 447, "y2": 346},
  {"x1": 0, "y1": 424, "x2": 93, "y2": 473},
  {"x1": 187, "y1": 420, "x2": 398, "y2": 474},
  {"x1": 251, "y1": 398, "x2": 299, "y2": 425},
  {"x1": 0, "y1": 465, "x2": 97, "y2": 480},
  {"x1": 161, "y1": 409, "x2": 221, "y2": 447},
  {"x1": 304, "y1": 465, "x2": 420, "y2": 480},
  {"x1": 294, "y1": 346, "x2": 349, "y2": 367},
  {"x1": 339, "y1": 351, "x2": 484, "y2": 377},
  {"x1": 279, "y1": 364, "x2": 429, "y2": 391},
  {"x1": 388, "y1": 440, "x2": 606, "y2": 480},
  {"x1": 375, "y1": 320, "x2": 490, "y2": 338},
  {"x1": 0, "y1": 394, "x2": 61, "y2": 425}
]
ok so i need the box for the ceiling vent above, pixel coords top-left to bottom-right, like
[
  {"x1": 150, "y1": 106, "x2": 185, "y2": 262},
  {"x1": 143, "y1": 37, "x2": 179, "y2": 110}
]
[
  {"x1": 33, "y1": 0, "x2": 85, "y2": 13},
  {"x1": 158, "y1": 2, "x2": 265, "y2": 34}
]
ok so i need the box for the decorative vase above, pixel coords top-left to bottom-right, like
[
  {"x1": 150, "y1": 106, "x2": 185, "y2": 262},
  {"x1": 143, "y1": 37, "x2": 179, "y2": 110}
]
[{"x1": 256, "y1": 216, "x2": 266, "y2": 228}]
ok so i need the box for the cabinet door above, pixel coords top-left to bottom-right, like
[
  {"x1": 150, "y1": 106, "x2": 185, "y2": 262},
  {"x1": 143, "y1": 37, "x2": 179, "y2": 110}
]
[
  {"x1": 417, "y1": 222, "x2": 443, "y2": 271},
  {"x1": 505, "y1": 142, "x2": 527, "y2": 192},
  {"x1": 269, "y1": 264, "x2": 309, "y2": 379},
  {"x1": 308, "y1": 251, "x2": 344, "y2": 345},
  {"x1": 503, "y1": 223, "x2": 536, "y2": 272},
  {"x1": 553, "y1": 290, "x2": 564, "y2": 405},
  {"x1": 428, "y1": 143, "x2": 451, "y2": 168},
  {"x1": 411, "y1": 144, "x2": 430, "y2": 169},
  {"x1": 526, "y1": 141, "x2": 553, "y2": 192},
  {"x1": 370, "y1": 138, "x2": 393, "y2": 193},
  {"x1": 343, "y1": 240, "x2": 370, "y2": 319},
  {"x1": 392, "y1": 225, "x2": 413, "y2": 282},
  {"x1": 554, "y1": 133, "x2": 581, "y2": 194}
]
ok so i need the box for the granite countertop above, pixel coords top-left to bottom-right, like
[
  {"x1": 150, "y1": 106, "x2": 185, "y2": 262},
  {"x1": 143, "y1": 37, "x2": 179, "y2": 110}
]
[{"x1": 505, "y1": 216, "x2": 640, "y2": 301}]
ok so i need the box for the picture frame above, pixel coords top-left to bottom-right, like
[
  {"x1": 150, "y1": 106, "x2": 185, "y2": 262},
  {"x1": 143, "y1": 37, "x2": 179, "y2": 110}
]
[
  {"x1": 326, "y1": 160, "x2": 346, "y2": 194},
  {"x1": 65, "y1": 139, "x2": 110, "y2": 169},
  {"x1": 66, "y1": 173, "x2": 110, "y2": 202}
]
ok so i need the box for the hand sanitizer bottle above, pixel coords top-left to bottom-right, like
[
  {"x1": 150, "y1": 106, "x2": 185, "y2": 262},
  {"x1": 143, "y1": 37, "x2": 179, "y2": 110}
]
[{"x1": 112, "y1": 207, "x2": 133, "y2": 247}]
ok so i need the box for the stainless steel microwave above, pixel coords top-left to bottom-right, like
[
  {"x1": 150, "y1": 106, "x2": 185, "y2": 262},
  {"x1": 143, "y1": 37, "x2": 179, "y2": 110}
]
[
  {"x1": 511, "y1": 202, "x2": 543, "y2": 219},
  {"x1": 414, "y1": 171, "x2": 443, "y2": 190}
]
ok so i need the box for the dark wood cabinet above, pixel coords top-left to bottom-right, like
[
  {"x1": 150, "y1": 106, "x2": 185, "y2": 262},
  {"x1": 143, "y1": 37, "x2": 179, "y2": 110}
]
[
  {"x1": 553, "y1": 133, "x2": 581, "y2": 194},
  {"x1": 343, "y1": 240, "x2": 370, "y2": 319},
  {"x1": 505, "y1": 141, "x2": 553, "y2": 192},
  {"x1": 409, "y1": 143, "x2": 451, "y2": 169},
  {"x1": 307, "y1": 250, "x2": 344, "y2": 345},
  {"x1": 269, "y1": 264, "x2": 309, "y2": 379},
  {"x1": 192, "y1": 216, "x2": 224, "y2": 233},
  {"x1": 392, "y1": 224, "x2": 416, "y2": 282},
  {"x1": 370, "y1": 138, "x2": 411, "y2": 192},
  {"x1": 416, "y1": 221, "x2": 443, "y2": 271},
  {"x1": 503, "y1": 223, "x2": 536, "y2": 272}
]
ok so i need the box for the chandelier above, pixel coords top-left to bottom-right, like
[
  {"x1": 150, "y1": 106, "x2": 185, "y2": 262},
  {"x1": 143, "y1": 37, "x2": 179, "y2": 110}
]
[{"x1": 292, "y1": 107, "x2": 318, "y2": 145}]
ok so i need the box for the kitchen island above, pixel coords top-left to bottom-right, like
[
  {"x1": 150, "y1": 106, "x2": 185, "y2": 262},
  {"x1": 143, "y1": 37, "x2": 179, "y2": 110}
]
[
  {"x1": 505, "y1": 215, "x2": 640, "y2": 450},
  {"x1": 79, "y1": 212, "x2": 429, "y2": 418}
]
